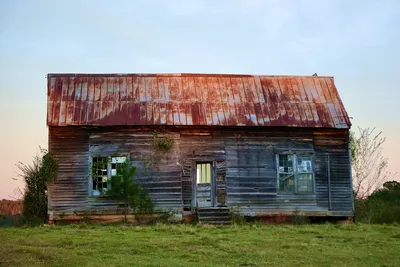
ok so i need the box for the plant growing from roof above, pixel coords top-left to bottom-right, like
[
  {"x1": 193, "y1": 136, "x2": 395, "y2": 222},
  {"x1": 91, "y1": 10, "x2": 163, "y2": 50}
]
[{"x1": 153, "y1": 131, "x2": 174, "y2": 151}]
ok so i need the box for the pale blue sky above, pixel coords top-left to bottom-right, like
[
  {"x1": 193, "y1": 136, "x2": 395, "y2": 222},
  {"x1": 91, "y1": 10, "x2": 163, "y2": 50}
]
[{"x1": 0, "y1": 0, "x2": 399, "y2": 199}]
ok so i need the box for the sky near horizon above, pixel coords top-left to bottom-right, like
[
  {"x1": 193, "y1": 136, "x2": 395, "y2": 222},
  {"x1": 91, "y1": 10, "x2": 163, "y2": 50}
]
[{"x1": 0, "y1": 0, "x2": 399, "y2": 199}]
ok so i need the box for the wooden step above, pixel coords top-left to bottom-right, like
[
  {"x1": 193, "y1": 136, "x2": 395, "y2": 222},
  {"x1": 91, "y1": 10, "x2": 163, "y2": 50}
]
[
  {"x1": 199, "y1": 220, "x2": 231, "y2": 225},
  {"x1": 198, "y1": 212, "x2": 230, "y2": 217},
  {"x1": 198, "y1": 216, "x2": 231, "y2": 222},
  {"x1": 197, "y1": 207, "x2": 231, "y2": 225}
]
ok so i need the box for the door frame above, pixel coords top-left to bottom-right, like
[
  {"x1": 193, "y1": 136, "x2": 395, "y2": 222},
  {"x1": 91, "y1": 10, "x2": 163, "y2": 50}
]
[{"x1": 192, "y1": 161, "x2": 216, "y2": 209}]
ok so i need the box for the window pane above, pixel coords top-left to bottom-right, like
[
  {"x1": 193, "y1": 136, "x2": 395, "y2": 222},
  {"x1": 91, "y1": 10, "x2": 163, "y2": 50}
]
[
  {"x1": 197, "y1": 163, "x2": 211, "y2": 184},
  {"x1": 297, "y1": 156, "x2": 312, "y2": 173},
  {"x1": 279, "y1": 155, "x2": 293, "y2": 173},
  {"x1": 112, "y1": 157, "x2": 126, "y2": 163},
  {"x1": 111, "y1": 156, "x2": 126, "y2": 177},
  {"x1": 279, "y1": 173, "x2": 295, "y2": 193},
  {"x1": 297, "y1": 173, "x2": 313, "y2": 193}
]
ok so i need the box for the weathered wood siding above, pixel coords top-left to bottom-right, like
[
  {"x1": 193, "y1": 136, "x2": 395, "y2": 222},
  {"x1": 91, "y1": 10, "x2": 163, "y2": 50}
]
[
  {"x1": 48, "y1": 128, "x2": 89, "y2": 213},
  {"x1": 314, "y1": 132, "x2": 353, "y2": 214},
  {"x1": 89, "y1": 128, "x2": 182, "y2": 211},
  {"x1": 48, "y1": 127, "x2": 182, "y2": 216},
  {"x1": 48, "y1": 126, "x2": 353, "y2": 218},
  {"x1": 223, "y1": 129, "x2": 353, "y2": 216}
]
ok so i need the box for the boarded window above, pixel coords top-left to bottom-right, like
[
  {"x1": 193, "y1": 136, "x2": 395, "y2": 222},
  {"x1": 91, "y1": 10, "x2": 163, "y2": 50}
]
[
  {"x1": 278, "y1": 155, "x2": 313, "y2": 194},
  {"x1": 197, "y1": 163, "x2": 211, "y2": 184},
  {"x1": 91, "y1": 156, "x2": 127, "y2": 196}
]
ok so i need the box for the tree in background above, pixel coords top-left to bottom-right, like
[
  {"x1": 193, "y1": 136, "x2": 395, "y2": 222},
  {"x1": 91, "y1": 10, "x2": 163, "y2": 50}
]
[
  {"x1": 350, "y1": 127, "x2": 396, "y2": 199},
  {"x1": 356, "y1": 180, "x2": 400, "y2": 223},
  {"x1": 15, "y1": 148, "x2": 58, "y2": 224}
]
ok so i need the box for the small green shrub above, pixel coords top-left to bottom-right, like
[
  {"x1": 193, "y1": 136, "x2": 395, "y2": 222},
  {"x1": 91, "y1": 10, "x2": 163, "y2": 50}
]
[
  {"x1": 229, "y1": 207, "x2": 246, "y2": 225},
  {"x1": 82, "y1": 215, "x2": 92, "y2": 224},
  {"x1": 292, "y1": 209, "x2": 310, "y2": 225},
  {"x1": 107, "y1": 161, "x2": 154, "y2": 222},
  {"x1": 16, "y1": 148, "x2": 58, "y2": 225}
]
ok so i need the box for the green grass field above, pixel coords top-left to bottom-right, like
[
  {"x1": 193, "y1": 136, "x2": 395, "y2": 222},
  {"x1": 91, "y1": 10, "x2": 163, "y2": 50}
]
[{"x1": 1, "y1": 223, "x2": 399, "y2": 266}]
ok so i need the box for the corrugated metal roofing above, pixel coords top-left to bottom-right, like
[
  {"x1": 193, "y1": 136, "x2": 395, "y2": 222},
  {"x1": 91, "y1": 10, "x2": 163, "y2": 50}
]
[{"x1": 46, "y1": 73, "x2": 351, "y2": 129}]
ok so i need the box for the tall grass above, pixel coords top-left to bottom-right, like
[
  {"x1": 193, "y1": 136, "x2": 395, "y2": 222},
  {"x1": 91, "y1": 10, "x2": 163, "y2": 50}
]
[{"x1": 1, "y1": 224, "x2": 399, "y2": 266}]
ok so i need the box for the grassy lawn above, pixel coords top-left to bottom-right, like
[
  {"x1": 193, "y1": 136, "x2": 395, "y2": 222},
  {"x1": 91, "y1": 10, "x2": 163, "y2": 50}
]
[{"x1": 1, "y1": 223, "x2": 399, "y2": 267}]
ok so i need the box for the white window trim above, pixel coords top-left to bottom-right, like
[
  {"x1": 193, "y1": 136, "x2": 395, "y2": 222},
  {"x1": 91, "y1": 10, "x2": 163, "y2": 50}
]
[{"x1": 276, "y1": 153, "x2": 315, "y2": 194}]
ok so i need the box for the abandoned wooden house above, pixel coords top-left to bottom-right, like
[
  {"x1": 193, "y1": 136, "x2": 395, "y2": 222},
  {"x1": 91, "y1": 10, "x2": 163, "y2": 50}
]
[{"x1": 46, "y1": 73, "x2": 353, "y2": 224}]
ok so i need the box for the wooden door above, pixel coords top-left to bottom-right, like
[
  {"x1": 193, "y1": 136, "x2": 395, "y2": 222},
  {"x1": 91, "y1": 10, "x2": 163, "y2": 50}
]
[{"x1": 194, "y1": 162, "x2": 215, "y2": 207}]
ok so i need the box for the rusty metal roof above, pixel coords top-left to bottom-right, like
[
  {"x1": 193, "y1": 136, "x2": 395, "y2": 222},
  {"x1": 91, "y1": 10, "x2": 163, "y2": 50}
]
[{"x1": 47, "y1": 73, "x2": 351, "y2": 128}]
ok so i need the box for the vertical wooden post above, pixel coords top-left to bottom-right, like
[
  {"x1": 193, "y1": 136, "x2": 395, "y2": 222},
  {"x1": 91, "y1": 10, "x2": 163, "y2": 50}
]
[
  {"x1": 212, "y1": 161, "x2": 216, "y2": 207},
  {"x1": 327, "y1": 154, "x2": 332, "y2": 211},
  {"x1": 348, "y1": 141, "x2": 355, "y2": 214},
  {"x1": 191, "y1": 162, "x2": 197, "y2": 210}
]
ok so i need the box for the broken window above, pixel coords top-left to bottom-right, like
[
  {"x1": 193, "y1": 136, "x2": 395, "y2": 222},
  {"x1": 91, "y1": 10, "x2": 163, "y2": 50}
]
[
  {"x1": 91, "y1": 156, "x2": 127, "y2": 196},
  {"x1": 197, "y1": 163, "x2": 211, "y2": 184},
  {"x1": 111, "y1": 157, "x2": 126, "y2": 177},
  {"x1": 297, "y1": 156, "x2": 313, "y2": 193},
  {"x1": 277, "y1": 154, "x2": 313, "y2": 194},
  {"x1": 92, "y1": 157, "x2": 109, "y2": 195}
]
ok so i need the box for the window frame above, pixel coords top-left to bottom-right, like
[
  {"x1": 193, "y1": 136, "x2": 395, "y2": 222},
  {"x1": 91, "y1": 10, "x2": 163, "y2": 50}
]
[
  {"x1": 276, "y1": 153, "x2": 315, "y2": 194},
  {"x1": 89, "y1": 155, "x2": 128, "y2": 197}
]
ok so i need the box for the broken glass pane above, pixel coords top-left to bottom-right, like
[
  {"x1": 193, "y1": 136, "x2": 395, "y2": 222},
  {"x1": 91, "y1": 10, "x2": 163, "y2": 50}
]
[
  {"x1": 279, "y1": 155, "x2": 293, "y2": 173},
  {"x1": 297, "y1": 156, "x2": 312, "y2": 173},
  {"x1": 92, "y1": 157, "x2": 108, "y2": 195},
  {"x1": 111, "y1": 156, "x2": 126, "y2": 177},
  {"x1": 279, "y1": 173, "x2": 295, "y2": 193},
  {"x1": 112, "y1": 157, "x2": 126, "y2": 164}
]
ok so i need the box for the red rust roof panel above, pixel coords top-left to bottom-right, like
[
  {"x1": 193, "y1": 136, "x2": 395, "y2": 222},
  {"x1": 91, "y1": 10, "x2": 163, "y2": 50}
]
[{"x1": 47, "y1": 73, "x2": 351, "y2": 129}]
